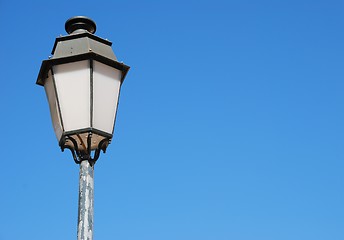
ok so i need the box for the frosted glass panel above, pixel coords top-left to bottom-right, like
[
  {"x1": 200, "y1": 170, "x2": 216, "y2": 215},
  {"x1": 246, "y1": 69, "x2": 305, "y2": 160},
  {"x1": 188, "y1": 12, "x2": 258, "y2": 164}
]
[
  {"x1": 44, "y1": 70, "x2": 63, "y2": 141},
  {"x1": 53, "y1": 60, "x2": 91, "y2": 132},
  {"x1": 93, "y1": 61, "x2": 121, "y2": 134}
]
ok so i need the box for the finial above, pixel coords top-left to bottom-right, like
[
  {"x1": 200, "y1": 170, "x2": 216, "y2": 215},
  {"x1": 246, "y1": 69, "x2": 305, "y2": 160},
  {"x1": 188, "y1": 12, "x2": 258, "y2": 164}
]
[{"x1": 65, "y1": 16, "x2": 97, "y2": 34}]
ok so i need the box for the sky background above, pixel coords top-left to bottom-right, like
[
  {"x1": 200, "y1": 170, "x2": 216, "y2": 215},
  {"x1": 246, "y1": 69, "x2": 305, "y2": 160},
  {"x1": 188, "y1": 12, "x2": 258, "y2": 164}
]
[{"x1": 0, "y1": 0, "x2": 343, "y2": 239}]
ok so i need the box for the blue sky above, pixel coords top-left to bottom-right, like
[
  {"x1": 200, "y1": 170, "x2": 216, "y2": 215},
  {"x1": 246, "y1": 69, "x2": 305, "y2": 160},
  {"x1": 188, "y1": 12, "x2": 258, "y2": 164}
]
[{"x1": 0, "y1": 0, "x2": 343, "y2": 239}]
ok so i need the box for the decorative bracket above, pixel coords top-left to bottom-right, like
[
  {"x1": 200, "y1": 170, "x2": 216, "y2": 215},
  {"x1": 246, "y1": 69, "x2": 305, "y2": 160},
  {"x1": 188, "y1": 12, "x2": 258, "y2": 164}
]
[{"x1": 61, "y1": 133, "x2": 109, "y2": 166}]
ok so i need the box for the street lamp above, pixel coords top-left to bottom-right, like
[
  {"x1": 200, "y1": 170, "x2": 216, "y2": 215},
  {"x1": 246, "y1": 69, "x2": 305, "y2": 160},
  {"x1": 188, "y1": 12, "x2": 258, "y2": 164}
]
[{"x1": 36, "y1": 16, "x2": 130, "y2": 240}]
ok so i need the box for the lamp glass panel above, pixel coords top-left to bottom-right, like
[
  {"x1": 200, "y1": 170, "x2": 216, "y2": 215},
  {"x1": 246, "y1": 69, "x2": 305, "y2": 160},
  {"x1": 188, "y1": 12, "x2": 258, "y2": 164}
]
[
  {"x1": 93, "y1": 61, "x2": 122, "y2": 134},
  {"x1": 44, "y1": 69, "x2": 63, "y2": 141},
  {"x1": 53, "y1": 60, "x2": 91, "y2": 132}
]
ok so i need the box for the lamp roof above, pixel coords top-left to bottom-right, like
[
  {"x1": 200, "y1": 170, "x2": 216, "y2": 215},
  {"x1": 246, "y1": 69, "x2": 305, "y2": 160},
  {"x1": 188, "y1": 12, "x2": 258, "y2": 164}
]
[{"x1": 36, "y1": 16, "x2": 130, "y2": 86}]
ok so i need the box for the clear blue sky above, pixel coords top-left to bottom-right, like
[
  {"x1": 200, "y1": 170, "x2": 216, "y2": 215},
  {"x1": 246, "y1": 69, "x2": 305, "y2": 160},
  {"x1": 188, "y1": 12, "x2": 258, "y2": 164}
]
[{"x1": 0, "y1": 0, "x2": 343, "y2": 239}]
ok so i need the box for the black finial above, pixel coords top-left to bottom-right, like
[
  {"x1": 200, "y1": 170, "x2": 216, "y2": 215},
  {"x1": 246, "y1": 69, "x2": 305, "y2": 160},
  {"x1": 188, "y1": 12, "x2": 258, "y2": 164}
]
[{"x1": 65, "y1": 16, "x2": 97, "y2": 34}]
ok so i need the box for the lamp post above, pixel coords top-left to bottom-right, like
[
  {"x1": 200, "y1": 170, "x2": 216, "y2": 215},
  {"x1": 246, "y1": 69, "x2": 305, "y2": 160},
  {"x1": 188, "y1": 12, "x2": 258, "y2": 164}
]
[{"x1": 36, "y1": 16, "x2": 130, "y2": 240}]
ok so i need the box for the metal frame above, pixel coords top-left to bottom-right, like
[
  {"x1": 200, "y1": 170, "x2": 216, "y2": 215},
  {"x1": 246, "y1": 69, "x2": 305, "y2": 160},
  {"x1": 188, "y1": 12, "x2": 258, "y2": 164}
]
[
  {"x1": 90, "y1": 59, "x2": 94, "y2": 130},
  {"x1": 37, "y1": 52, "x2": 129, "y2": 86},
  {"x1": 61, "y1": 132, "x2": 109, "y2": 166}
]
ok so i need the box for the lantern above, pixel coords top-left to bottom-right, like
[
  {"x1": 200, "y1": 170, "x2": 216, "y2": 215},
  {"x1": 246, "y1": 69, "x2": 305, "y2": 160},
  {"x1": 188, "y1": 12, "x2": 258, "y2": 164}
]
[{"x1": 36, "y1": 16, "x2": 130, "y2": 164}]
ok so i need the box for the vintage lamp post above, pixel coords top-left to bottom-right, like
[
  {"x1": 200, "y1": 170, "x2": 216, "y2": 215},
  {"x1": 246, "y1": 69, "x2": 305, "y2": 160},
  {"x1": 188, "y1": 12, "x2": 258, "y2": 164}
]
[{"x1": 36, "y1": 16, "x2": 130, "y2": 240}]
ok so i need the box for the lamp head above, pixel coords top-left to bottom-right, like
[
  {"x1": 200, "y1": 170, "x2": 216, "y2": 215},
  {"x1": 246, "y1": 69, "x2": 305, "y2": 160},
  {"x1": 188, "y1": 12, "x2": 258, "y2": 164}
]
[{"x1": 36, "y1": 16, "x2": 130, "y2": 165}]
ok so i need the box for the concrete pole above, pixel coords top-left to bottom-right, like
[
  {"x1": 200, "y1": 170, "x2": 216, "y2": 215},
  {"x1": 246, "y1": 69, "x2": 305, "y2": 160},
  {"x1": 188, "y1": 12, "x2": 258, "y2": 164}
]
[{"x1": 77, "y1": 160, "x2": 94, "y2": 240}]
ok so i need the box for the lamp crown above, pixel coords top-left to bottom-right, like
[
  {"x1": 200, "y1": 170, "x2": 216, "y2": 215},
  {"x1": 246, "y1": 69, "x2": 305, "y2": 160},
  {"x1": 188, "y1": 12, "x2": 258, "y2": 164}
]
[{"x1": 65, "y1": 16, "x2": 97, "y2": 34}]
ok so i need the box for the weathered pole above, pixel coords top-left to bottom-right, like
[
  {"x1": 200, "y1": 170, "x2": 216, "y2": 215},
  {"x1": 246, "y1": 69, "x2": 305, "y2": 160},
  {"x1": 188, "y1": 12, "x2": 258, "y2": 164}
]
[{"x1": 77, "y1": 160, "x2": 94, "y2": 240}]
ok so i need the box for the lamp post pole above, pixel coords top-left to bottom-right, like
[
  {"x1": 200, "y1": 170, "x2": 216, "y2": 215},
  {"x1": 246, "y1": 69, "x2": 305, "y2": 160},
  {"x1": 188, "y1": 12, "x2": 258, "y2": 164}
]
[
  {"x1": 36, "y1": 16, "x2": 130, "y2": 240},
  {"x1": 78, "y1": 160, "x2": 94, "y2": 240}
]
